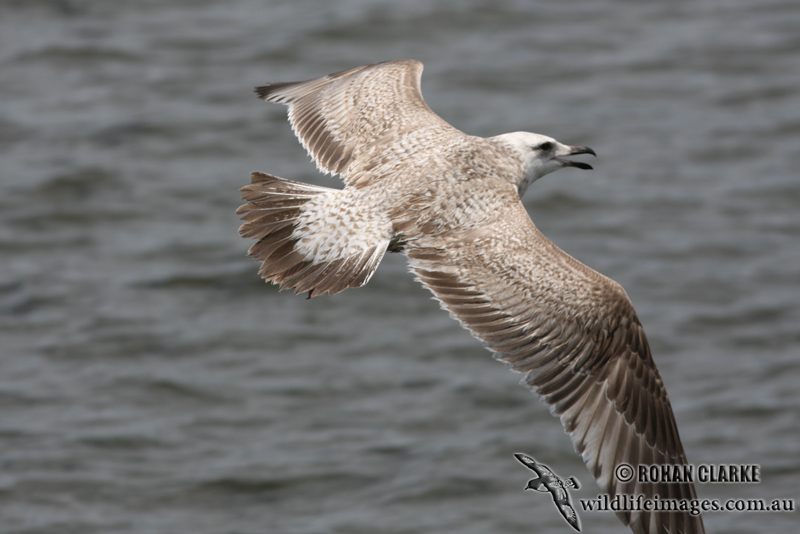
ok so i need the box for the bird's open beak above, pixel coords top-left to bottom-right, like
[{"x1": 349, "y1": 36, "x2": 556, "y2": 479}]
[{"x1": 555, "y1": 146, "x2": 596, "y2": 170}]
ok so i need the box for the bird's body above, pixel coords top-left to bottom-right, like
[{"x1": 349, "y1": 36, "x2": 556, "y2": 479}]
[{"x1": 238, "y1": 60, "x2": 704, "y2": 534}]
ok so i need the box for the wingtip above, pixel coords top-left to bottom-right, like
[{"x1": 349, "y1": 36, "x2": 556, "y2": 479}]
[
  {"x1": 254, "y1": 84, "x2": 275, "y2": 101},
  {"x1": 513, "y1": 452, "x2": 536, "y2": 466},
  {"x1": 254, "y1": 82, "x2": 298, "y2": 102}
]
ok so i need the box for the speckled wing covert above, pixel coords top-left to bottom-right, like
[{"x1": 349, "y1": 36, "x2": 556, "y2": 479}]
[
  {"x1": 408, "y1": 199, "x2": 703, "y2": 534},
  {"x1": 254, "y1": 59, "x2": 455, "y2": 186}
]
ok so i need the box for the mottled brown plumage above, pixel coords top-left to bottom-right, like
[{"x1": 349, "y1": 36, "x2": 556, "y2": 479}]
[{"x1": 238, "y1": 60, "x2": 704, "y2": 534}]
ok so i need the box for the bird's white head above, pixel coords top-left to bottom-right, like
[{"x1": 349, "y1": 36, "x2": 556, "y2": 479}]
[{"x1": 492, "y1": 131, "x2": 596, "y2": 196}]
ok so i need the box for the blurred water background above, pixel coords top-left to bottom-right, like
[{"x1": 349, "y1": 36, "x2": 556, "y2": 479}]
[{"x1": 1, "y1": 1, "x2": 799, "y2": 533}]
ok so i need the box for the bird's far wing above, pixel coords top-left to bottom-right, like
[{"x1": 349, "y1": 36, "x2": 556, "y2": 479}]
[
  {"x1": 514, "y1": 453, "x2": 542, "y2": 472},
  {"x1": 255, "y1": 60, "x2": 456, "y2": 187},
  {"x1": 406, "y1": 201, "x2": 704, "y2": 534}
]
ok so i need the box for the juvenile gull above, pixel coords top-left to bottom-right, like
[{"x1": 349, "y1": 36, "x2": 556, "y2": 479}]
[{"x1": 237, "y1": 60, "x2": 704, "y2": 534}]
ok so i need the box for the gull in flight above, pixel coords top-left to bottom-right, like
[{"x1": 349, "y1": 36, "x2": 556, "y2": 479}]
[{"x1": 237, "y1": 60, "x2": 704, "y2": 534}]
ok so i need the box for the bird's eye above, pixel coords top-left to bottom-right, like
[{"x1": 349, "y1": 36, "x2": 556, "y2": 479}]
[{"x1": 535, "y1": 141, "x2": 553, "y2": 152}]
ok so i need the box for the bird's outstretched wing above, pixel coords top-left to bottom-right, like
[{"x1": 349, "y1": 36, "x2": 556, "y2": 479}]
[
  {"x1": 407, "y1": 200, "x2": 703, "y2": 534},
  {"x1": 559, "y1": 499, "x2": 582, "y2": 532},
  {"x1": 514, "y1": 453, "x2": 553, "y2": 477},
  {"x1": 255, "y1": 60, "x2": 456, "y2": 187}
]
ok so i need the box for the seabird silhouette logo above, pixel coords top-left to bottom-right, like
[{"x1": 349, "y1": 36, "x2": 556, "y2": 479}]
[{"x1": 514, "y1": 453, "x2": 582, "y2": 532}]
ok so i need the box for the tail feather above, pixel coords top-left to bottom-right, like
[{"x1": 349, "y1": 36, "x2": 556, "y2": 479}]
[
  {"x1": 302, "y1": 256, "x2": 353, "y2": 295},
  {"x1": 237, "y1": 172, "x2": 391, "y2": 297}
]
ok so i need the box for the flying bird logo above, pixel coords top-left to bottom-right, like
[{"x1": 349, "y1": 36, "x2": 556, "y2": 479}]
[{"x1": 515, "y1": 453, "x2": 582, "y2": 532}]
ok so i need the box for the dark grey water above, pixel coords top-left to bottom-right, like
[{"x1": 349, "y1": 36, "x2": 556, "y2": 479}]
[{"x1": 1, "y1": 1, "x2": 799, "y2": 533}]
